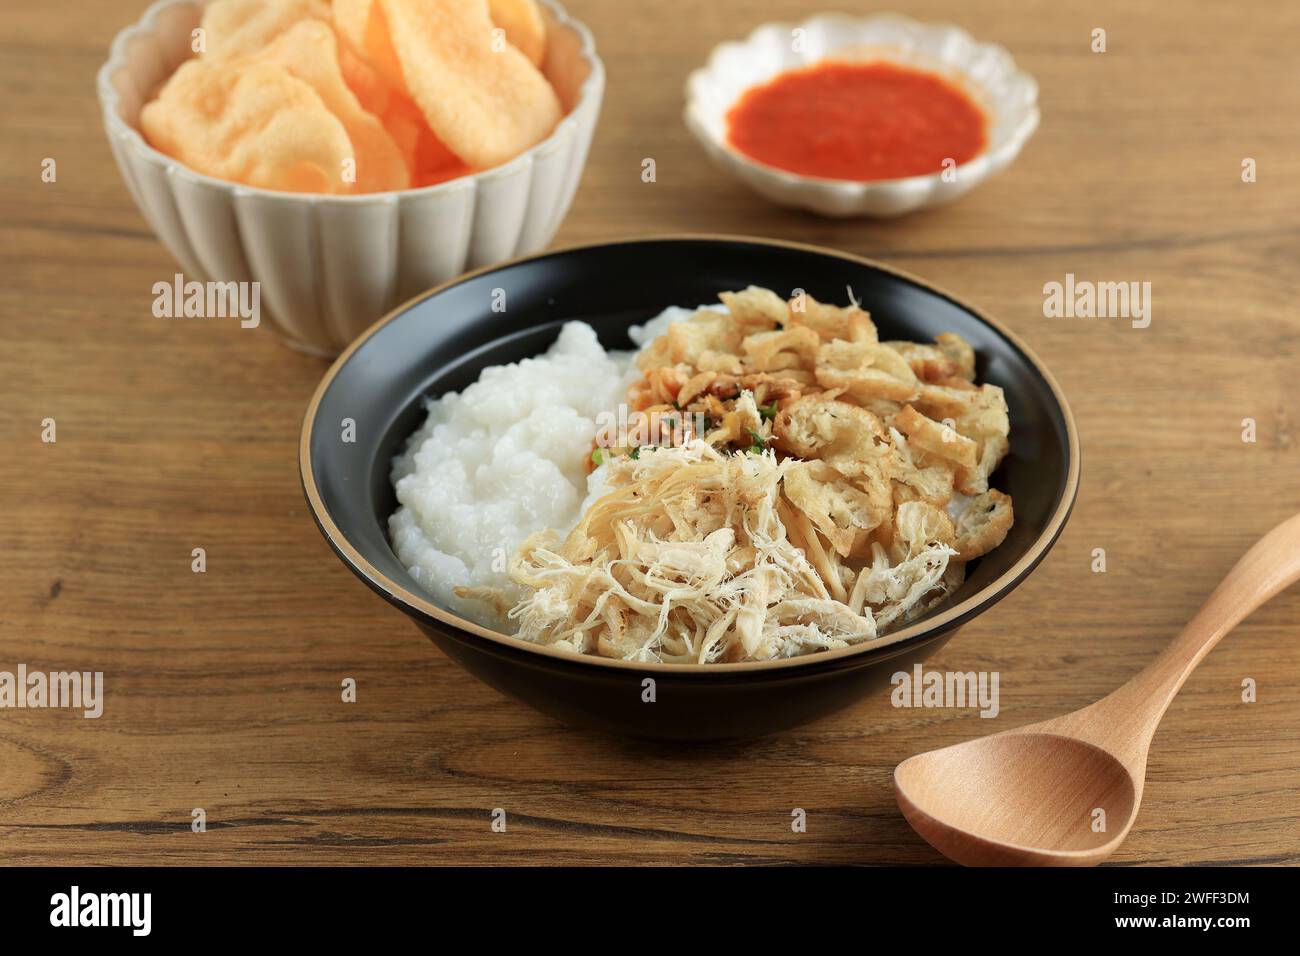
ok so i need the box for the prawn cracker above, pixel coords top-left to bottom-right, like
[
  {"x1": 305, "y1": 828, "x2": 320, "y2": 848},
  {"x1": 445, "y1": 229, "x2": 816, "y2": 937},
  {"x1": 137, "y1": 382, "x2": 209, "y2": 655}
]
[
  {"x1": 380, "y1": 0, "x2": 561, "y2": 169},
  {"x1": 141, "y1": 58, "x2": 354, "y2": 194}
]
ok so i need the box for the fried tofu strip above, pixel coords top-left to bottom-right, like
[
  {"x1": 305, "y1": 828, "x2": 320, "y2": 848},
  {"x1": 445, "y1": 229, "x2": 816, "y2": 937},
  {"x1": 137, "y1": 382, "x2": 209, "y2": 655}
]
[
  {"x1": 954, "y1": 489, "x2": 1014, "y2": 560},
  {"x1": 894, "y1": 404, "x2": 979, "y2": 469}
]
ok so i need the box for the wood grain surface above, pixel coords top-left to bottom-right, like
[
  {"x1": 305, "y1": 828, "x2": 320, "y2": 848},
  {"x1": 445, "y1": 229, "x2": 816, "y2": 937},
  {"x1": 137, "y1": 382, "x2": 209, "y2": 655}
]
[{"x1": 1, "y1": 0, "x2": 1297, "y2": 866}]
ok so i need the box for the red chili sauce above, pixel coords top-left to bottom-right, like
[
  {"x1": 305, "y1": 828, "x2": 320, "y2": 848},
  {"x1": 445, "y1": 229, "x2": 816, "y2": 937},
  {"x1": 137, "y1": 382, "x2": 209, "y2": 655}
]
[{"x1": 725, "y1": 61, "x2": 987, "y2": 182}]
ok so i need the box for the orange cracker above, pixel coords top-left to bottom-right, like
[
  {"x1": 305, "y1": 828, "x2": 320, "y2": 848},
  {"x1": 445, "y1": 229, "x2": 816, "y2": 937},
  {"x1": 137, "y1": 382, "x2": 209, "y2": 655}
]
[
  {"x1": 259, "y1": 20, "x2": 410, "y2": 192},
  {"x1": 141, "y1": 58, "x2": 354, "y2": 194},
  {"x1": 332, "y1": 0, "x2": 407, "y2": 92},
  {"x1": 488, "y1": 0, "x2": 547, "y2": 67},
  {"x1": 379, "y1": 0, "x2": 561, "y2": 169},
  {"x1": 337, "y1": 36, "x2": 393, "y2": 116},
  {"x1": 200, "y1": 0, "x2": 330, "y2": 57}
]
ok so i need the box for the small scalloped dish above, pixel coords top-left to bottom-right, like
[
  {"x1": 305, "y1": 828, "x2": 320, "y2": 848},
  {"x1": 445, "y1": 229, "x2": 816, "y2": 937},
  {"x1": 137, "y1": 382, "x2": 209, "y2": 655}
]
[{"x1": 684, "y1": 13, "x2": 1040, "y2": 218}]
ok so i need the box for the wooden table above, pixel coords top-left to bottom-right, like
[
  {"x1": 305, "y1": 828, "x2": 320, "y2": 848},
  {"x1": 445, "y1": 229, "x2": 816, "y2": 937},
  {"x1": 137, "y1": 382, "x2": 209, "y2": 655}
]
[{"x1": 2, "y1": 0, "x2": 1297, "y2": 866}]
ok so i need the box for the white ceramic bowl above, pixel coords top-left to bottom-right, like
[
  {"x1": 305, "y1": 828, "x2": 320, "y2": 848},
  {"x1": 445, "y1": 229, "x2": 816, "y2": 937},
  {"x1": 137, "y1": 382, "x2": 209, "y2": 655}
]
[
  {"x1": 684, "y1": 13, "x2": 1039, "y2": 218},
  {"x1": 98, "y1": 0, "x2": 604, "y2": 356}
]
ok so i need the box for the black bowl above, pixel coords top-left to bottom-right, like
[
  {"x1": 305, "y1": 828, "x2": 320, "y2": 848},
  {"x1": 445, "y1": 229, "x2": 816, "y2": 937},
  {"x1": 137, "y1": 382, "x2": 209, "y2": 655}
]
[{"x1": 301, "y1": 237, "x2": 1079, "y2": 740}]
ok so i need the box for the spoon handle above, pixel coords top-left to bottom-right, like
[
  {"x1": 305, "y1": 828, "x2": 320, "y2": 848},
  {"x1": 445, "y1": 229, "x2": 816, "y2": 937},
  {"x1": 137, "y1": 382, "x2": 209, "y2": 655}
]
[{"x1": 1066, "y1": 513, "x2": 1300, "y2": 764}]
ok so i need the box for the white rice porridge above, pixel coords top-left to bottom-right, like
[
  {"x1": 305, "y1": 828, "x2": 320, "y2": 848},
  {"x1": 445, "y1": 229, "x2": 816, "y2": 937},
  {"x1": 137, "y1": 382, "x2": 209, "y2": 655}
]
[{"x1": 389, "y1": 308, "x2": 690, "y2": 628}]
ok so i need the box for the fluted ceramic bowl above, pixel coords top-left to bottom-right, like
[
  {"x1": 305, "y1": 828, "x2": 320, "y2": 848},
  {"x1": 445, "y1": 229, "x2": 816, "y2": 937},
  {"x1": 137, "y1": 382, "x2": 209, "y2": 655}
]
[
  {"x1": 684, "y1": 13, "x2": 1039, "y2": 217},
  {"x1": 98, "y1": 0, "x2": 604, "y2": 356}
]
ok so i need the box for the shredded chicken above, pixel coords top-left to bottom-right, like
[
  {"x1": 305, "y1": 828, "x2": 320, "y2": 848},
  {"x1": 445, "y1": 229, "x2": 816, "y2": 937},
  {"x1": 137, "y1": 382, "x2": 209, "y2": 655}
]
[{"x1": 505, "y1": 442, "x2": 963, "y2": 663}]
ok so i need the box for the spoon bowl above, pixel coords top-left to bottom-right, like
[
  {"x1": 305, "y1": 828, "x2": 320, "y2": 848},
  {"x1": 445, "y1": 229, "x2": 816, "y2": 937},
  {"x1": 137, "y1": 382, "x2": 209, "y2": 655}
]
[{"x1": 896, "y1": 732, "x2": 1138, "y2": 866}]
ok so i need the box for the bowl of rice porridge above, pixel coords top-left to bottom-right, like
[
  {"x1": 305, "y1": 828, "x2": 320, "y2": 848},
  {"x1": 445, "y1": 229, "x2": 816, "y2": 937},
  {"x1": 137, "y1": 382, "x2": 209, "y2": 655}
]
[{"x1": 300, "y1": 236, "x2": 1079, "y2": 740}]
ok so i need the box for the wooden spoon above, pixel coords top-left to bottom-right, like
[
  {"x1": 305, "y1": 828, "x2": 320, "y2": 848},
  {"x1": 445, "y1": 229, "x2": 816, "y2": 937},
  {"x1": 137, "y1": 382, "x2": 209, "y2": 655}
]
[{"x1": 894, "y1": 513, "x2": 1300, "y2": 866}]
